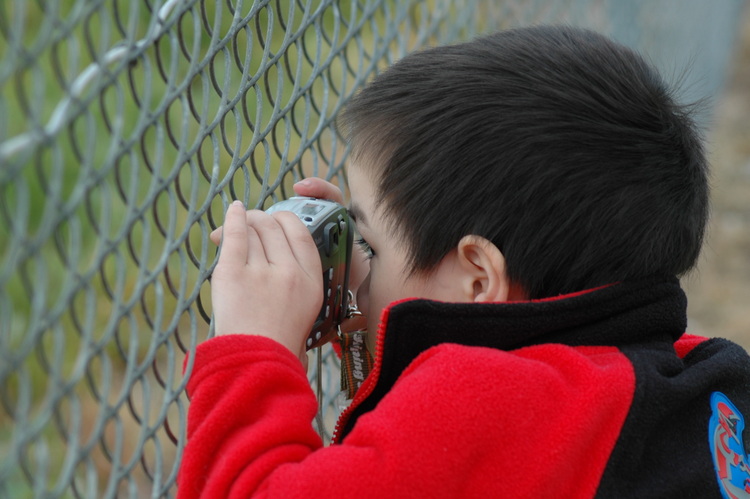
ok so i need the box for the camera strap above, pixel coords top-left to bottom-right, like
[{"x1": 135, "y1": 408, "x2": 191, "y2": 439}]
[{"x1": 338, "y1": 303, "x2": 372, "y2": 400}]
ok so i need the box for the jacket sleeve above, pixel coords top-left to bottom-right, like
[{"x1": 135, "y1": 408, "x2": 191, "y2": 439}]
[
  {"x1": 176, "y1": 335, "x2": 323, "y2": 498},
  {"x1": 177, "y1": 336, "x2": 635, "y2": 498}
]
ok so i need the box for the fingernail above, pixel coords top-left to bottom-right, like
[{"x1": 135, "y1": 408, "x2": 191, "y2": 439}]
[
  {"x1": 295, "y1": 179, "x2": 311, "y2": 187},
  {"x1": 231, "y1": 200, "x2": 244, "y2": 208}
]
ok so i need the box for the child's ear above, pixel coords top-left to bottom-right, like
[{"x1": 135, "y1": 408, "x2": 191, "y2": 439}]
[{"x1": 455, "y1": 235, "x2": 511, "y2": 303}]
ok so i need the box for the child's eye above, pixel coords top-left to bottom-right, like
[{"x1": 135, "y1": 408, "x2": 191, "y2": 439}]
[{"x1": 355, "y1": 238, "x2": 375, "y2": 259}]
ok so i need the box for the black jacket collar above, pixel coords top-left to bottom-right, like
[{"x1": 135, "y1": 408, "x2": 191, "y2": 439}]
[{"x1": 338, "y1": 277, "x2": 687, "y2": 440}]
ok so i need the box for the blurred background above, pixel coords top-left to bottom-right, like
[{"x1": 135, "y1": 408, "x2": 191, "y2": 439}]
[{"x1": 684, "y1": 4, "x2": 750, "y2": 351}]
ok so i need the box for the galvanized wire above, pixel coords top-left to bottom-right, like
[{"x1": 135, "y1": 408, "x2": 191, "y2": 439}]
[{"x1": 0, "y1": 0, "x2": 745, "y2": 497}]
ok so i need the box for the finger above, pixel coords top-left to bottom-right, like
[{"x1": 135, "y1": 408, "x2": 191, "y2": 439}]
[
  {"x1": 273, "y1": 211, "x2": 322, "y2": 276},
  {"x1": 210, "y1": 207, "x2": 275, "y2": 247},
  {"x1": 245, "y1": 210, "x2": 295, "y2": 265},
  {"x1": 246, "y1": 222, "x2": 264, "y2": 262},
  {"x1": 219, "y1": 201, "x2": 250, "y2": 265},
  {"x1": 293, "y1": 177, "x2": 344, "y2": 204},
  {"x1": 210, "y1": 226, "x2": 222, "y2": 246}
]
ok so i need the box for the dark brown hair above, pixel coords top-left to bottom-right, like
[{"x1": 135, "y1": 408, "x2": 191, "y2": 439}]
[{"x1": 339, "y1": 25, "x2": 709, "y2": 298}]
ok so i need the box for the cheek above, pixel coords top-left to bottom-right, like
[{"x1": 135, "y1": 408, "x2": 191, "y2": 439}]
[
  {"x1": 356, "y1": 269, "x2": 389, "y2": 335},
  {"x1": 355, "y1": 273, "x2": 375, "y2": 338},
  {"x1": 355, "y1": 272, "x2": 371, "y2": 317}
]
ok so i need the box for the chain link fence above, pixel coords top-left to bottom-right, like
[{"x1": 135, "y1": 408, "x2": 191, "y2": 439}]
[{"x1": 0, "y1": 0, "x2": 745, "y2": 497}]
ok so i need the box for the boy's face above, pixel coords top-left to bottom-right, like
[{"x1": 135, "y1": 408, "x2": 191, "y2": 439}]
[{"x1": 348, "y1": 164, "x2": 470, "y2": 347}]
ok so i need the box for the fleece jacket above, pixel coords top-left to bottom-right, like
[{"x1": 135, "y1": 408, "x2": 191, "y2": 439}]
[{"x1": 177, "y1": 277, "x2": 750, "y2": 498}]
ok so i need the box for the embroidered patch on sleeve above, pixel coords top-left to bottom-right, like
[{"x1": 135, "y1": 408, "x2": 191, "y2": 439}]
[{"x1": 709, "y1": 391, "x2": 750, "y2": 498}]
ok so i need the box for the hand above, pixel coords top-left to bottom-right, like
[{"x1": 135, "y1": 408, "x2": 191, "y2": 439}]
[
  {"x1": 293, "y1": 178, "x2": 369, "y2": 299},
  {"x1": 209, "y1": 201, "x2": 323, "y2": 364}
]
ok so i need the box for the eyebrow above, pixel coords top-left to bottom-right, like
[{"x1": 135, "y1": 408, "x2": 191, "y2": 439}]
[{"x1": 347, "y1": 202, "x2": 368, "y2": 228}]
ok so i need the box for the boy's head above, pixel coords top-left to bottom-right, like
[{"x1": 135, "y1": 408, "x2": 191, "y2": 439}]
[{"x1": 340, "y1": 25, "x2": 709, "y2": 301}]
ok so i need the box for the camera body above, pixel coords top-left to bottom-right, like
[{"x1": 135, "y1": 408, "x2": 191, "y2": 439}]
[{"x1": 266, "y1": 196, "x2": 353, "y2": 350}]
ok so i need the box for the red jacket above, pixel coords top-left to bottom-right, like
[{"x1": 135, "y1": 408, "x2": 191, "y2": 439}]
[{"x1": 177, "y1": 278, "x2": 750, "y2": 498}]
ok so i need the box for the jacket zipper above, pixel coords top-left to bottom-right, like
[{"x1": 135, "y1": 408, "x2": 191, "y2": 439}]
[{"x1": 331, "y1": 314, "x2": 388, "y2": 444}]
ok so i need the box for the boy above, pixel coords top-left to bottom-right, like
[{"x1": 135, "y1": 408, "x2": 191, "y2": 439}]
[{"x1": 178, "y1": 26, "x2": 750, "y2": 498}]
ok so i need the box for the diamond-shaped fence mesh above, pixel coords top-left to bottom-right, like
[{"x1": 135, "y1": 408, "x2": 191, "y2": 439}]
[{"x1": 0, "y1": 0, "x2": 745, "y2": 497}]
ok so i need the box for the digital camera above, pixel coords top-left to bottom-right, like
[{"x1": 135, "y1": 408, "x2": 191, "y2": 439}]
[{"x1": 266, "y1": 196, "x2": 353, "y2": 350}]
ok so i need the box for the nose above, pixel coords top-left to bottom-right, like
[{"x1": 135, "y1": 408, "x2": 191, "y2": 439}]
[{"x1": 355, "y1": 272, "x2": 370, "y2": 318}]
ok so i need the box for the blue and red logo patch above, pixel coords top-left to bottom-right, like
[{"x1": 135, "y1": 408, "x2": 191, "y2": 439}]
[{"x1": 709, "y1": 391, "x2": 750, "y2": 498}]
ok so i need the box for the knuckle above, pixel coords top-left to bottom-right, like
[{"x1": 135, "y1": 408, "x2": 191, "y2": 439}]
[
  {"x1": 273, "y1": 211, "x2": 305, "y2": 231},
  {"x1": 247, "y1": 210, "x2": 278, "y2": 230}
]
